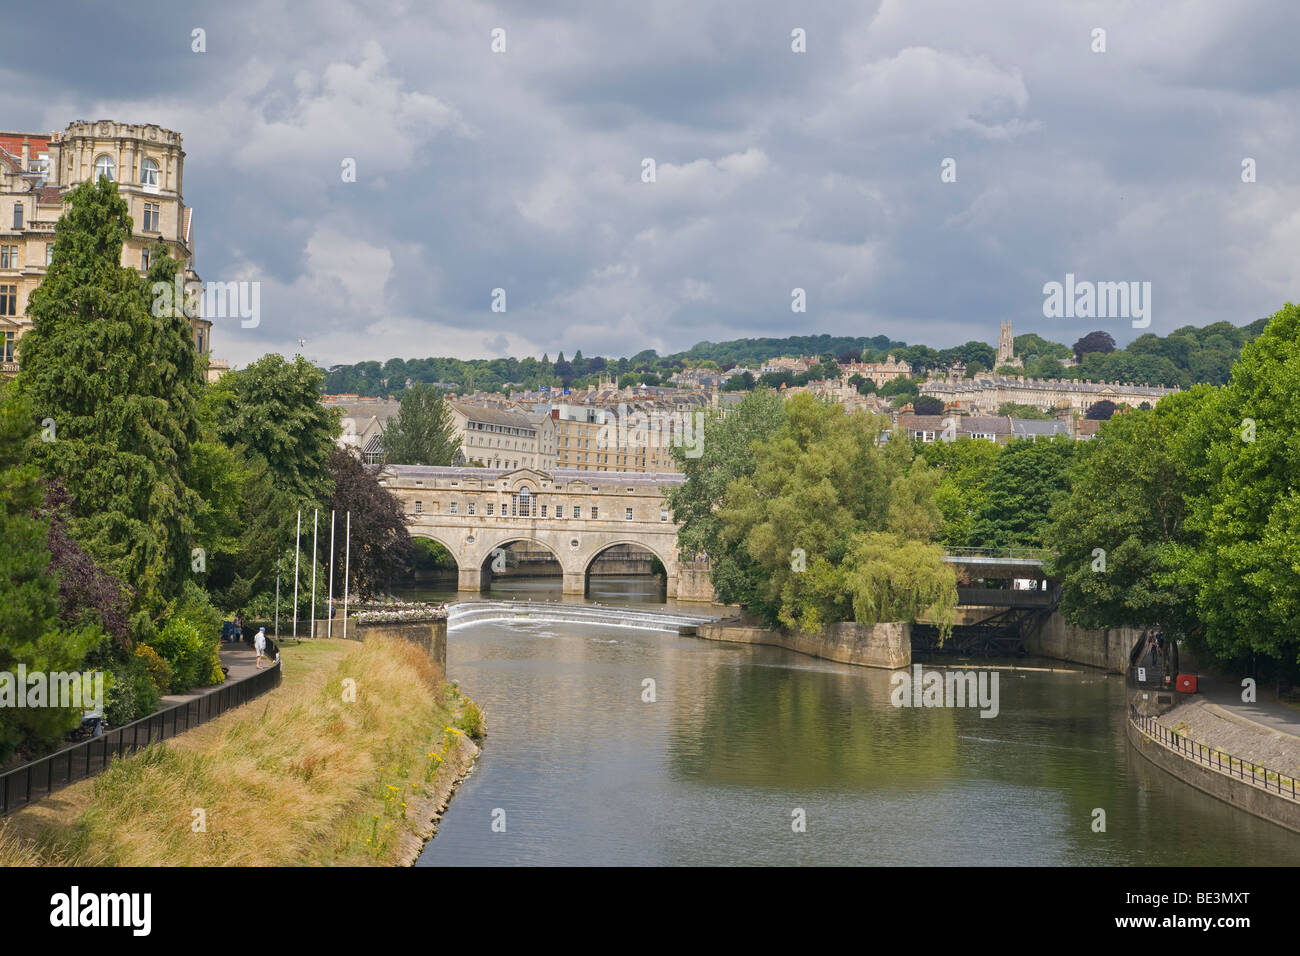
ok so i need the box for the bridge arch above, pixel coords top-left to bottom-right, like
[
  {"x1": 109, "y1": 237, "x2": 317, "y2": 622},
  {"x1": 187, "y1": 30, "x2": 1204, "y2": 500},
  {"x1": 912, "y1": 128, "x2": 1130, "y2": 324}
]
[
  {"x1": 409, "y1": 530, "x2": 462, "y2": 572},
  {"x1": 581, "y1": 538, "x2": 674, "y2": 576}
]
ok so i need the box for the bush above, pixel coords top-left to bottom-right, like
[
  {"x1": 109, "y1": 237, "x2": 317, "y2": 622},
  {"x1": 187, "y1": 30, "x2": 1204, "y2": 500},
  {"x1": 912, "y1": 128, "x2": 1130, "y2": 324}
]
[
  {"x1": 456, "y1": 699, "x2": 486, "y2": 743},
  {"x1": 166, "y1": 582, "x2": 225, "y2": 689},
  {"x1": 104, "y1": 658, "x2": 160, "y2": 727},
  {"x1": 152, "y1": 618, "x2": 207, "y2": 692},
  {"x1": 133, "y1": 644, "x2": 173, "y2": 695}
]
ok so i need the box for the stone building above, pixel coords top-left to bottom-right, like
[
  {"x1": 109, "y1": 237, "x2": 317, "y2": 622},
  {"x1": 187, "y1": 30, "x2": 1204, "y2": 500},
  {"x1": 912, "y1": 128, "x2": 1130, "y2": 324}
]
[
  {"x1": 918, "y1": 374, "x2": 1175, "y2": 416},
  {"x1": 552, "y1": 403, "x2": 681, "y2": 474},
  {"x1": 0, "y1": 120, "x2": 211, "y2": 378},
  {"x1": 839, "y1": 354, "x2": 912, "y2": 387},
  {"x1": 450, "y1": 400, "x2": 557, "y2": 471}
]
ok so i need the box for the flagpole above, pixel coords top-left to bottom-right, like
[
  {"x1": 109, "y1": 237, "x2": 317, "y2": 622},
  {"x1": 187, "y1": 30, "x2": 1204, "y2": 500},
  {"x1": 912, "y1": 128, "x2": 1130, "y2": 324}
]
[
  {"x1": 292, "y1": 510, "x2": 301, "y2": 640},
  {"x1": 343, "y1": 512, "x2": 351, "y2": 640},
  {"x1": 310, "y1": 509, "x2": 318, "y2": 638},
  {"x1": 327, "y1": 509, "x2": 336, "y2": 639}
]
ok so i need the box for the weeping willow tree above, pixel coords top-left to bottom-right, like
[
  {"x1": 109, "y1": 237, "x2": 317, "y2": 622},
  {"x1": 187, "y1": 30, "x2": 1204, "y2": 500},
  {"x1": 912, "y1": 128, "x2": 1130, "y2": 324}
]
[{"x1": 718, "y1": 393, "x2": 956, "y2": 635}]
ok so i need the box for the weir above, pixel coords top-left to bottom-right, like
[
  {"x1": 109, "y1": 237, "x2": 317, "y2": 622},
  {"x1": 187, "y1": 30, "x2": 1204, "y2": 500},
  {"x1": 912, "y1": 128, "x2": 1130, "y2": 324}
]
[{"x1": 446, "y1": 600, "x2": 720, "y2": 634}]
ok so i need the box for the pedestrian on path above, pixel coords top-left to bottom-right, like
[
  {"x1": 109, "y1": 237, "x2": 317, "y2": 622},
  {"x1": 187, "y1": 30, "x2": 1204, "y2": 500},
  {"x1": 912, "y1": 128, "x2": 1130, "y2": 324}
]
[{"x1": 254, "y1": 626, "x2": 267, "y2": 669}]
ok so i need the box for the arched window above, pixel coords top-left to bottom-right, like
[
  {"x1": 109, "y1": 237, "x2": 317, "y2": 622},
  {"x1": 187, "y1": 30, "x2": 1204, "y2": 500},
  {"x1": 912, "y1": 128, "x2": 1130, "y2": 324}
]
[
  {"x1": 140, "y1": 158, "x2": 159, "y2": 186},
  {"x1": 94, "y1": 155, "x2": 115, "y2": 181},
  {"x1": 517, "y1": 487, "x2": 532, "y2": 517}
]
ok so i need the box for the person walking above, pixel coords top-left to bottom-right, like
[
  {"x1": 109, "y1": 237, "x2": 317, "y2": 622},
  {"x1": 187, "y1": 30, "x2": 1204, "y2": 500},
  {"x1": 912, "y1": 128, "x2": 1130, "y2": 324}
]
[{"x1": 254, "y1": 626, "x2": 267, "y2": 669}]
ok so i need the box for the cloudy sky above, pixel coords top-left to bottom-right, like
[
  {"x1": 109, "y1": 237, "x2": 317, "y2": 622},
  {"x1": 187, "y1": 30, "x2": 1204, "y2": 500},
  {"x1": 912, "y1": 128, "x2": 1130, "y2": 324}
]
[{"x1": 6, "y1": 0, "x2": 1298, "y2": 368}]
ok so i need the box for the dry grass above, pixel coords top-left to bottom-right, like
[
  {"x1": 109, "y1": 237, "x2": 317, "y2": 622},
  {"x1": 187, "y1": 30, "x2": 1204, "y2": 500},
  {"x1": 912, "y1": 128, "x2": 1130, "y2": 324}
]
[{"x1": 0, "y1": 637, "x2": 480, "y2": 866}]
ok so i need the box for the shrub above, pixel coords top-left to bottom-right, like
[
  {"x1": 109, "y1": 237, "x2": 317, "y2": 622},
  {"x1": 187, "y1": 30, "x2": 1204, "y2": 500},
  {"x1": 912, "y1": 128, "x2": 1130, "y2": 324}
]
[
  {"x1": 456, "y1": 699, "x2": 486, "y2": 743},
  {"x1": 134, "y1": 644, "x2": 173, "y2": 695},
  {"x1": 152, "y1": 618, "x2": 207, "y2": 692},
  {"x1": 104, "y1": 658, "x2": 160, "y2": 726}
]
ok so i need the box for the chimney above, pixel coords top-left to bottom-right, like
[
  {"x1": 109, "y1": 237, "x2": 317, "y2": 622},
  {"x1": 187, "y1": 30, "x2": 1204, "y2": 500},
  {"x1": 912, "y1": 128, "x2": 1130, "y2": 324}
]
[{"x1": 20, "y1": 138, "x2": 30, "y2": 169}]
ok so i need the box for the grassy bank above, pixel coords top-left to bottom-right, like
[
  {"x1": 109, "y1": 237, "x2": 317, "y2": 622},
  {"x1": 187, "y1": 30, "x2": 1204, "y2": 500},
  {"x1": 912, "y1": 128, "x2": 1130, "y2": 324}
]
[{"x1": 0, "y1": 636, "x2": 485, "y2": 866}]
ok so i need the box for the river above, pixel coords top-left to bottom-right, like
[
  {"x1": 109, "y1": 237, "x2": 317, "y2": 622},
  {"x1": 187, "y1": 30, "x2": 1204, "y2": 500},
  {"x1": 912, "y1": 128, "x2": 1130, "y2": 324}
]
[{"x1": 407, "y1": 576, "x2": 1300, "y2": 866}]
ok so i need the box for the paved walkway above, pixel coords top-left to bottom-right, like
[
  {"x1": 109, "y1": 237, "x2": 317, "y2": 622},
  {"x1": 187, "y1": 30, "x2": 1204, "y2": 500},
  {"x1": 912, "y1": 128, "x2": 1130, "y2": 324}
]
[
  {"x1": 158, "y1": 642, "x2": 275, "y2": 708},
  {"x1": 1156, "y1": 673, "x2": 1300, "y2": 776},
  {"x1": 1191, "y1": 672, "x2": 1300, "y2": 738}
]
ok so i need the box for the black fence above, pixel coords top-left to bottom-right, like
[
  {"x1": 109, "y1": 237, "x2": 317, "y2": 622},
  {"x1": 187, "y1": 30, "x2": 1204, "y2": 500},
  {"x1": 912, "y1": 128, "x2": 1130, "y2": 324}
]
[
  {"x1": 0, "y1": 663, "x2": 282, "y2": 816},
  {"x1": 1130, "y1": 708, "x2": 1298, "y2": 801}
]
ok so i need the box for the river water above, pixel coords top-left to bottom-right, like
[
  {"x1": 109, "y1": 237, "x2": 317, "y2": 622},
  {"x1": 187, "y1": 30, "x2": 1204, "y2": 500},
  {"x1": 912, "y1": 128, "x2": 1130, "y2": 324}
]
[{"x1": 410, "y1": 576, "x2": 1300, "y2": 866}]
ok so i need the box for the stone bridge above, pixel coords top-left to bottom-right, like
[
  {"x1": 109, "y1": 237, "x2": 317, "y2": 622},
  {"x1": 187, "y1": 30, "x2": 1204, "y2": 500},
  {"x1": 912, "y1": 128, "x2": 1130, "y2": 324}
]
[{"x1": 377, "y1": 465, "x2": 715, "y2": 601}]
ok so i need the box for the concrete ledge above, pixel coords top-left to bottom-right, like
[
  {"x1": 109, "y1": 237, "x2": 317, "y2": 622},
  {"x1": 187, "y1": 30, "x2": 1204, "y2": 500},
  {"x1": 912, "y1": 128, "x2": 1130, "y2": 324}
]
[
  {"x1": 1127, "y1": 717, "x2": 1300, "y2": 834},
  {"x1": 1025, "y1": 615, "x2": 1141, "y2": 674},
  {"x1": 696, "y1": 620, "x2": 910, "y2": 669}
]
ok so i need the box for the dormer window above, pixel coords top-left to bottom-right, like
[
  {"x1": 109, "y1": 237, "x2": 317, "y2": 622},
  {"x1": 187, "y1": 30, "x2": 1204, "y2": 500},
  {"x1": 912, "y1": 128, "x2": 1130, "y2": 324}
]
[
  {"x1": 94, "y1": 155, "x2": 115, "y2": 181},
  {"x1": 140, "y1": 158, "x2": 160, "y2": 187}
]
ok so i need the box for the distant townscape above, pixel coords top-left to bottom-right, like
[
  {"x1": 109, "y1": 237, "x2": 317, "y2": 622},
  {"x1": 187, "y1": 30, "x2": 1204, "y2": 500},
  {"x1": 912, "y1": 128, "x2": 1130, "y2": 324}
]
[{"x1": 322, "y1": 316, "x2": 1267, "y2": 474}]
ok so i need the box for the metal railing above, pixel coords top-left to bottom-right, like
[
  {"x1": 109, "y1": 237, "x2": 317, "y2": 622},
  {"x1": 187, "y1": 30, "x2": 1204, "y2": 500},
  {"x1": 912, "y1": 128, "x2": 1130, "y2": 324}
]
[
  {"x1": 1130, "y1": 708, "x2": 1299, "y2": 802},
  {"x1": 0, "y1": 663, "x2": 282, "y2": 816},
  {"x1": 942, "y1": 546, "x2": 1054, "y2": 562}
]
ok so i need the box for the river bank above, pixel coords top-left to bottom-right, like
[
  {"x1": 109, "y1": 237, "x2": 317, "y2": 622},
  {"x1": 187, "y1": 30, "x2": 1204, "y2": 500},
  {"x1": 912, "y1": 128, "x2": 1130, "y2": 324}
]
[{"x1": 0, "y1": 636, "x2": 484, "y2": 866}]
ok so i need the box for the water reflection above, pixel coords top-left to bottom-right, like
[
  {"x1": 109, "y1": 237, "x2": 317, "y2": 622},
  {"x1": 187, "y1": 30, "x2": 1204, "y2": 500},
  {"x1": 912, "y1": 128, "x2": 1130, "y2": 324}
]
[{"x1": 417, "y1": 608, "x2": 1300, "y2": 866}]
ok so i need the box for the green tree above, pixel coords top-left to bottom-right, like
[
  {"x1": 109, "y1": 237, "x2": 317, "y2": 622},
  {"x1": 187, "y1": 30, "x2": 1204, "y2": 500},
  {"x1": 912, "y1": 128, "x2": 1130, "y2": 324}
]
[
  {"x1": 16, "y1": 179, "x2": 202, "y2": 617},
  {"x1": 1045, "y1": 390, "x2": 1207, "y2": 638},
  {"x1": 666, "y1": 391, "x2": 786, "y2": 607},
  {"x1": 1177, "y1": 304, "x2": 1300, "y2": 662},
  {"x1": 997, "y1": 402, "x2": 1054, "y2": 420},
  {"x1": 325, "y1": 447, "x2": 411, "y2": 597},
  {"x1": 916, "y1": 437, "x2": 1002, "y2": 548},
  {"x1": 969, "y1": 436, "x2": 1077, "y2": 548},
  {"x1": 913, "y1": 395, "x2": 945, "y2": 415},
  {"x1": 380, "y1": 384, "x2": 458, "y2": 466},
  {"x1": 717, "y1": 395, "x2": 954, "y2": 633},
  {"x1": 0, "y1": 385, "x2": 104, "y2": 760},
  {"x1": 210, "y1": 353, "x2": 338, "y2": 506}
]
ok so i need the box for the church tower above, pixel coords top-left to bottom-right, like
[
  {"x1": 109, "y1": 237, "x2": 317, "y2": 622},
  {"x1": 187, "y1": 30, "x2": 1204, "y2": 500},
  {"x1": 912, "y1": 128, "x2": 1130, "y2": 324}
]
[{"x1": 997, "y1": 320, "x2": 1022, "y2": 369}]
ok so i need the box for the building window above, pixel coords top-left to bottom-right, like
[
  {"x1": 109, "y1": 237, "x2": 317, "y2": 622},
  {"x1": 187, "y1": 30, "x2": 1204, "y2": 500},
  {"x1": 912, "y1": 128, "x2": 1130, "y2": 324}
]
[
  {"x1": 0, "y1": 246, "x2": 15, "y2": 268},
  {"x1": 141, "y1": 248, "x2": 152, "y2": 271},
  {"x1": 45, "y1": 243, "x2": 53, "y2": 266},
  {"x1": 661, "y1": 509, "x2": 669, "y2": 522},
  {"x1": 0, "y1": 285, "x2": 15, "y2": 316},
  {"x1": 140, "y1": 158, "x2": 160, "y2": 186},
  {"x1": 467, "y1": 502, "x2": 475, "y2": 516},
  {"x1": 142, "y1": 202, "x2": 160, "y2": 232},
  {"x1": 540, "y1": 504, "x2": 547, "y2": 518},
  {"x1": 196, "y1": 328, "x2": 204, "y2": 353},
  {"x1": 1, "y1": 331, "x2": 13, "y2": 363},
  {"x1": 591, "y1": 506, "x2": 598, "y2": 519},
  {"x1": 573, "y1": 506, "x2": 580, "y2": 518},
  {"x1": 12, "y1": 204, "x2": 21, "y2": 229},
  {"x1": 625, "y1": 508, "x2": 633, "y2": 521},
  {"x1": 449, "y1": 502, "x2": 458, "y2": 514},
  {"x1": 414, "y1": 501, "x2": 423, "y2": 514},
  {"x1": 486, "y1": 503, "x2": 494, "y2": 516},
  {"x1": 94, "y1": 155, "x2": 115, "y2": 181},
  {"x1": 517, "y1": 487, "x2": 531, "y2": 517}
]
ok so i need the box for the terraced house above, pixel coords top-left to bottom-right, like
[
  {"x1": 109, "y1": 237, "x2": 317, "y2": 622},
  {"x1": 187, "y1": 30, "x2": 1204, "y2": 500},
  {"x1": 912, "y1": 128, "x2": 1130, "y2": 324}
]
[{"x1": 0, "y1": 119, "x2": 209, "y2": 377}]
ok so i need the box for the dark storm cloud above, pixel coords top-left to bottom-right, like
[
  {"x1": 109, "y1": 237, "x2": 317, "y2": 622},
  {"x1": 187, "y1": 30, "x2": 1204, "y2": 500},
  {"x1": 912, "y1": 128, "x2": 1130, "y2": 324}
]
[{"x1": 5, "y1": 0, "x2": 1298, "y2": 367}]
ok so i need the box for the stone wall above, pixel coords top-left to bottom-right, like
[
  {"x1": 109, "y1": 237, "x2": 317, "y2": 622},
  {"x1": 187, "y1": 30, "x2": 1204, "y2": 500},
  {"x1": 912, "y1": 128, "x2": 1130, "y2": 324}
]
[
  {"x1": 1025, "y1": 613, "x2": 1141, "y2": 674},
  {"x1": 675, "y1": 565, "x2": 717, "y2": 603},
  {"x1": 696, "y1": 620, "x2": 910, "y2": 670},
  {"x1": 352, "y1": 619, "x2": 447, "y2": 682},
  {"x1": 1127, "y1": 718, "x2": 1300, "y2": 834}
]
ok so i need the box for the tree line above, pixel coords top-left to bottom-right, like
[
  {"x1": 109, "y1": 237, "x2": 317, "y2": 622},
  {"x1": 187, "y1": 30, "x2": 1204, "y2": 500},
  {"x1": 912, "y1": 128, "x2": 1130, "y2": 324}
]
[
  {"x1": 668, "y1": 303, "x2": 1300, "y2": 677},
  {"x1": 0, "y1": 178, "x2": 412, "y2": 762}
]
